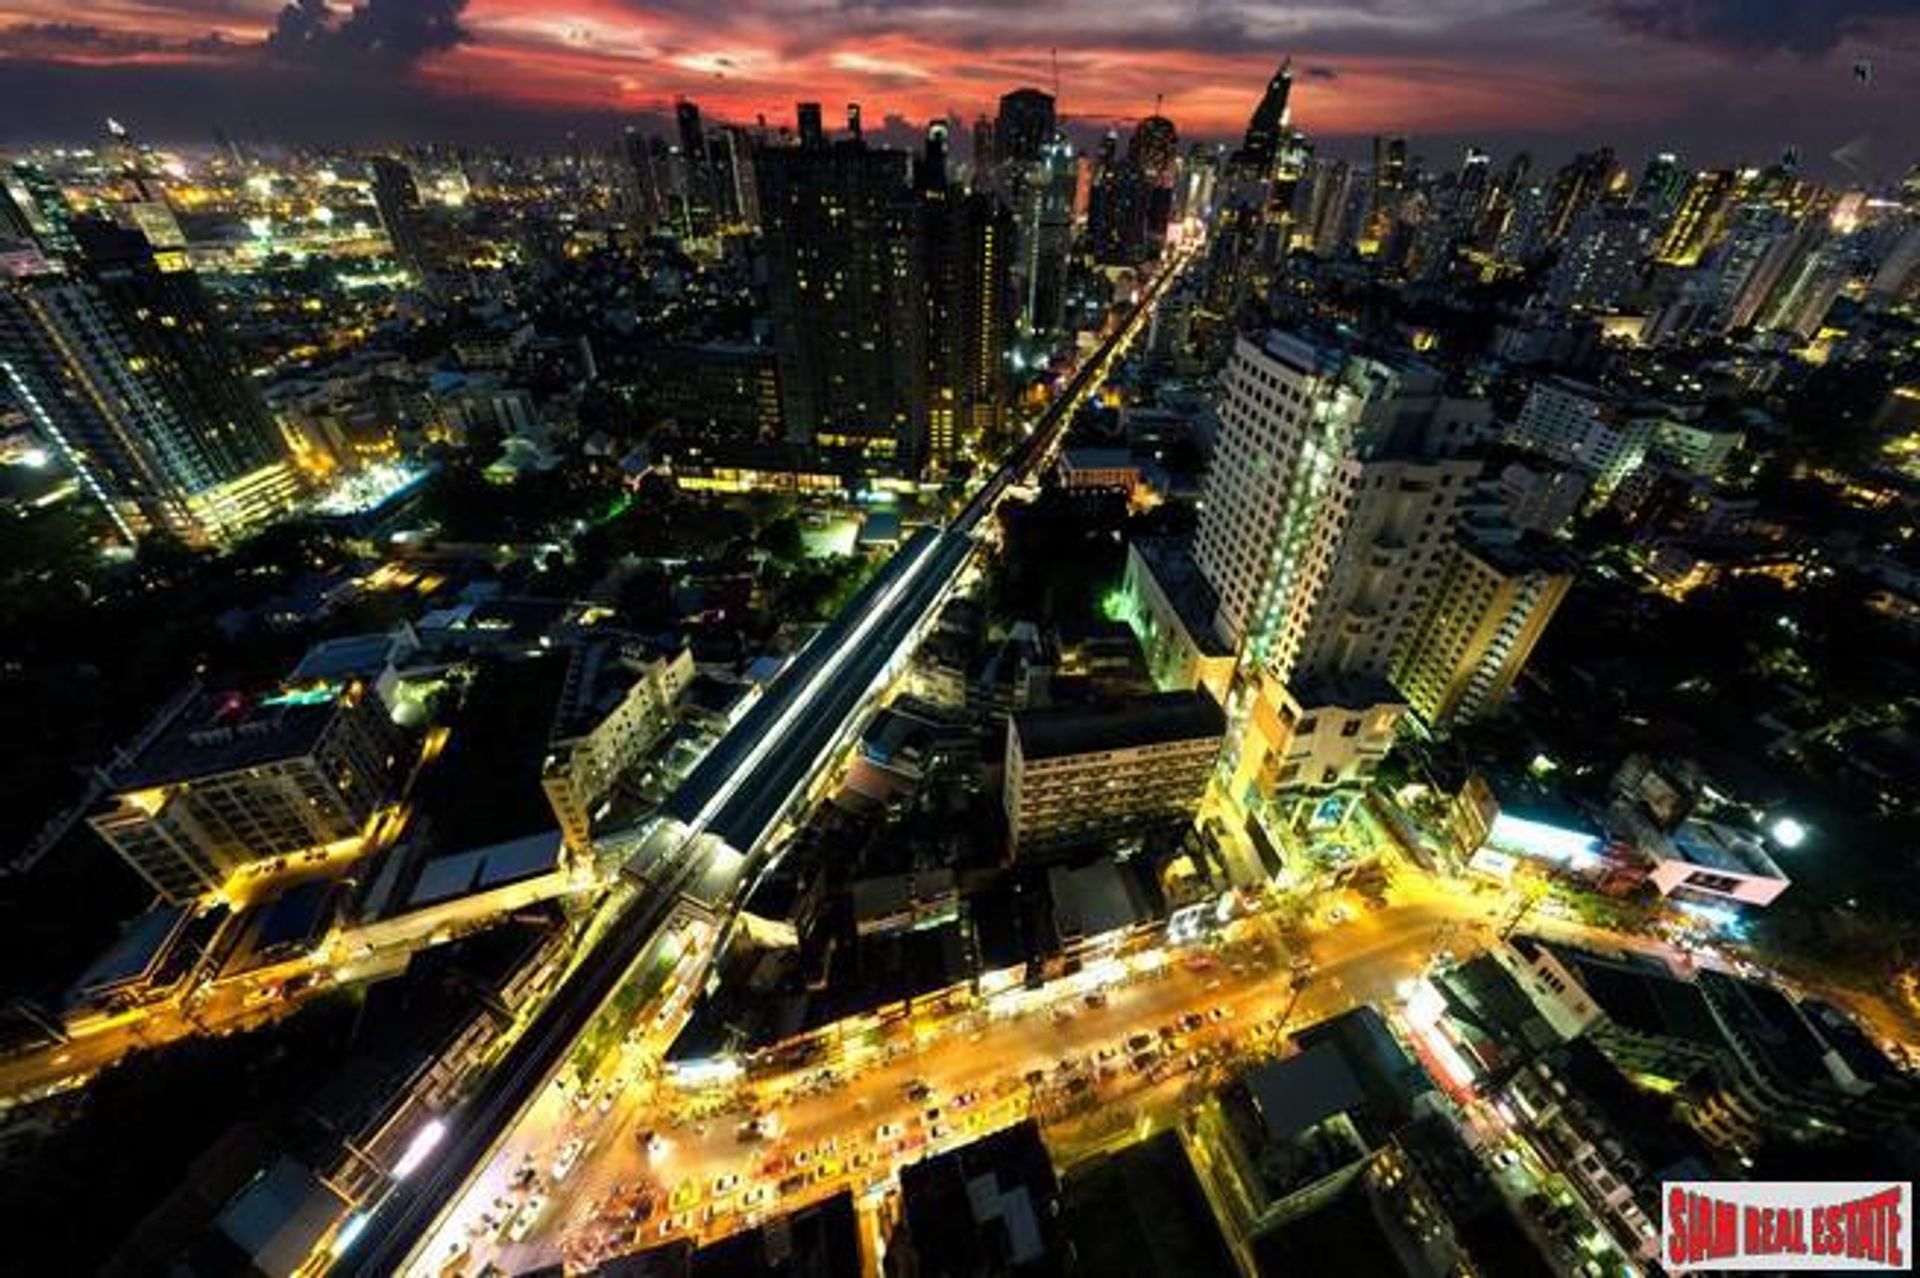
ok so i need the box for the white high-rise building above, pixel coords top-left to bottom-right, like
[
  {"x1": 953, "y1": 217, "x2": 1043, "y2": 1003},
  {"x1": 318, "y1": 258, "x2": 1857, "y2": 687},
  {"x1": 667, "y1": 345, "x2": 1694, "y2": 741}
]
[
  {"x1": 1507, "y1": 376, "x2": 1651, "y2": 498},
  {"x1": 1195, "y1": 330, "x2": 1487, "y2": 684}
]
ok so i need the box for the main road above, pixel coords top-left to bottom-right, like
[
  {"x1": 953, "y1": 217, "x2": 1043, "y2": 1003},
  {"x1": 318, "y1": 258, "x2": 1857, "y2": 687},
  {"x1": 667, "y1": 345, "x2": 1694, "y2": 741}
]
[
  {"x1": 338, "y1": 245, "x2": 1198, "y2": 1277},
  {"x1": 448, "y1": 877, "x2": 1495, "y2": 1274}
]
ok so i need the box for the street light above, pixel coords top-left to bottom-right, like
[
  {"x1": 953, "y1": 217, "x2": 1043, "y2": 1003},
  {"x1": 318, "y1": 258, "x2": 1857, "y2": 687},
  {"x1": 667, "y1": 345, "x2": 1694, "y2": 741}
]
[{"x1": 1769, "y1": 816, "x2": 1808, "y2": 849}]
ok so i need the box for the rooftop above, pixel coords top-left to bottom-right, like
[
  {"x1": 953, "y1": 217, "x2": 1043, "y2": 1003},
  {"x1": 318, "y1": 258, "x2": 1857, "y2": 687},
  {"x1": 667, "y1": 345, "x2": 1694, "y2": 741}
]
[
  {"x1": 1012, "y1": 689, "x2": 1224, "y2": 762},
  {"x1": 1130, "y1": 537, "x2": 1231, "y2": 658},
  {"x1": 1663, "y1": 818, "x2": 1788, "y2": 882},
  {"x1": 110, "y1": 682, "x2": 357, "y2": 791}
]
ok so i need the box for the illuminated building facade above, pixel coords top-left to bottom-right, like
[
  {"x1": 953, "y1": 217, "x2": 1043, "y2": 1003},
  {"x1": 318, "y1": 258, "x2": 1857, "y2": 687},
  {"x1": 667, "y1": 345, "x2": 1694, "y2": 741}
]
[
  {"x1": 1195, "y1": 330, "x2": 1487, "y2": 682},
  {"x1": 0, "y1": 220, "x2": 299, "y2": 545},
  {"x1": 1393, "y1": 531, "x2": 1573, "y2": 729},
  {"x1": 542, "y1": 641, "x2": 695, "y2": 851},
  {"x1": 90, "y1": 680, "x2": 403, "y2": 902},
  {"x1": 1004, "y1": 691, "x2": 1225, "y2": 853},
  {"x1": 923, "y1": 126, "x2": 1013, "y2": 467},
  {"x1": 756, "y1": 123, "x2": 930, "y2": 474}
]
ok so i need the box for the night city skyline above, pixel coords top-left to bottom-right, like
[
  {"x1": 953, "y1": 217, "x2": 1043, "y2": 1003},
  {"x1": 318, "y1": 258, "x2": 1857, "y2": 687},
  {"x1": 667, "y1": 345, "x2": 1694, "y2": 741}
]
[
  {"x1": 0, "y1": 0, "x2": 1915, "y2": 173},
  {"x1": 3, "y1": 8, "x2": 1920, "y2": 1278}
]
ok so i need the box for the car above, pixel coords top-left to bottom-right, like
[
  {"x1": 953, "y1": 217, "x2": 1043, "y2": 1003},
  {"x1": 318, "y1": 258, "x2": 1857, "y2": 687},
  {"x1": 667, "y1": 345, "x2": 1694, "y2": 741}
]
[
  {"x1": 1023, "y1": 1069, "x2": 1047, "y2": 1088},
  {"x1": 711, "y1": 1172, "x2": 740, "y2": 1196},
  {"x1": 1180, "y1": 1012, "x2": 1205, "y2": 1033},
  {"x1": 875, "y1": 1122, "x2": 900, "y2": 1142},
  {"x1": 508, "y1": 1195, "x2": 547, "y2": 1242},
  {"x1": 551, "y1": 1138, "x2": 585, "y2": 1182},
  {"x1": 657, "y1": 1211, "x2": 692, "y2": 1239},
  {"x1": 779, "y1": 1173, "x2": 808, "y2": 1197},
  {"x1": 670, "y1": 1180, "x2": 700, "y2": 1212},
  {"x1": 742, "y1": 1184, "x2": 773, "y2": 1210},
  {"x1": 1095, "y1": 1044, "x2": 1121, "y2": 1063},
  {"x1": 951, "y1": 1089, "x2": 980, "y2": 1109},
  {"x1": 904, "y1": 1080, "x2": 932, "y2": 1102},
  {"x1": 1207, "y1": 1005, "x2": 1233, "y2": 1022},
  {"x1": 1126, "y1": 1032, "x2": 1154, "y2": 1054},
  {"x1": 924, "y1": 1106, "x2": 943, "y2": 1124},
  {"x1": 1082, "y1": 992, "x2": 1108, "y2": 1009},
  {"x1": 793, "y1": 1149, "x2": 812, "y2": 1168}
]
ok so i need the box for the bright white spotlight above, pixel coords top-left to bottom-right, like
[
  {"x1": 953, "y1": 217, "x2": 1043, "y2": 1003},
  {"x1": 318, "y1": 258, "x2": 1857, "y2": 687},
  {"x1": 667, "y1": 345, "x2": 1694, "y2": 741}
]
[{"x1": 1769, "y1": 817, "x2": 1807, "y2": 849}]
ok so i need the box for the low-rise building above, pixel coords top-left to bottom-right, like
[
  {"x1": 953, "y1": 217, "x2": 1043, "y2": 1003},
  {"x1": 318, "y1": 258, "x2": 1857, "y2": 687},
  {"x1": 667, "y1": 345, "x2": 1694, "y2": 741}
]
[
  {"x1": 540, "y1": 638, "x2": 695, "y2": 849},
  {"x1": 1641, "y1": 818, "x2": 1790, "y2": 908},
  {"x1": 1120, "y1": 537, "x2": 1235, "y2": 702},
  {"x1": 89, "y1": 679, "x2": 404, "y2": 902},
  {"x1": 1003, "y1": 690, "x2": 1224, "y2": 854},
  {"x1": 1229, "y1": 672, "x2": 1406, "y2": 836}
]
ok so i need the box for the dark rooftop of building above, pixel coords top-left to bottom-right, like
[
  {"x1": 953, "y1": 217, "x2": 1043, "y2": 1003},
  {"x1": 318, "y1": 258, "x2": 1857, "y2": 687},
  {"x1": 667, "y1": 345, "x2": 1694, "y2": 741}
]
[
  {"x1": 1549, "y1": 946, "x2": 1726, "y2": 1053},
  {"x1": 111, "y1": 683, "x2": 359, "y2": 790},
  {"x1": 686, "y1": 1190, "x2": 860, "y2": 1278},
  {"x1": 1241, "y1": 1042, "x2": 1369, "y2": 1144},
  {"x1": 1129, "y1": 536, "x2": 1230, "y2": 658},
  {"x1": 1249, "y1": 1173, "x2": 1418, "y2": 1278},
  {"x1": 1059, "y1": 1130, "x2": 1235, "y2": 1278},
  {"x1": 1012, "y1": 689, "x2": 1224, "y2": 763},
  {"x1": 895, "y1": 1123, "x2": 1063, "y2": 1278},
  {"x1": 1290, "y1": 1005, "x2": 1433, "y2": 1137}
]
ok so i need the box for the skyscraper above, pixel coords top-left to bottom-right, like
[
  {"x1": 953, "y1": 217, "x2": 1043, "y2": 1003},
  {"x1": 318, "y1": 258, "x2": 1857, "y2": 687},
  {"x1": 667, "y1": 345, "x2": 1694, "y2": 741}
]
[
  {"x1": 995, "y1": 89, "x2": 1056, "y2": 167},
  {"x1": 1128, "y1": 113, "x2": 1179, "y2": 185},
  {"x1": 674, "y1": 98, "x2": 712, "y2": 227},
  {"x1": 367, "y1": 155, "x2": 429, "y2": 279},
  {"x1": 1016, "y1": 135, "x2": 1075, "y2": 335},
  {"x1": 617, "y1": 126, "x2": 666, "y2": 230},
  {"x1": 1194, "y1": 329, "x2": 1488, "y2": 682},
  {"x1": 1655, "y1": 169, "x2": 1737, "y2": 266},
  {"x1": 923, "y1": 125, "x2": 1013, "y2": 466},
  {"x1": 1543, "y1": 147, "x2": 1617, "y2": 244},
  {"x1": 2, "y1": 160, "x2": 78, "y2": 256},
  {"x1": 1235, "y1": 59, "x2": 1294, "y2": 176},
  {"x1": 1089, "y1": 157, "x2": 1152, "y2": 266},
  {"x1": 0, "y1": 221, "x2": 300, "y2": 545},
  {"x1": 1548, "y1": 204, "x2": 1652, "y2": 311},
  {"x1": 756, "y1": 126, "x2": 929, "y2": 474}
]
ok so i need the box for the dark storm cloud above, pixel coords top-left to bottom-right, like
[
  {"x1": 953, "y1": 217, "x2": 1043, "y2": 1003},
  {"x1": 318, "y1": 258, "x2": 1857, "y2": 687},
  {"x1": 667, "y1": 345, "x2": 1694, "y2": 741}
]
[
  {"x1": 1595, "y1": 0, "x2": 1918, "y2": 56},
  {"x1": 0, "y1": 22, "x2": 234, "y2": 59},
  {"x1": 266, "y1": 0, "x2": 469, "y2": 71}
]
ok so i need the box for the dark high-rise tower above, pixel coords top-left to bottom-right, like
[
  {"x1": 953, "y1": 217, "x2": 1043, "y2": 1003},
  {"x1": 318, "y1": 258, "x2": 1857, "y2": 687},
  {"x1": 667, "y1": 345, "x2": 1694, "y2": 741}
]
[
  {"x1": 1236, "y1": 58, "x2": 1293, "y2": 174},
  {"x1": 674, "y1": 99, "x2": 714, "y2": 228},
  {"x1": 756, "y1": 128, "x2": 929, "y2": 473},
  {"x1": 1544, "y1": 146, "x2": 1617, "y2": 244},
  {"x1": 923, "y1": 125, "x2": 1012, "y2": 466},
  {"x1": 0, "y1": 221, "x2": 297, "y2": 544},
  {"x1": 1128, "y1": 113, "x2": 1179, "y2": 185},
  {"x1": 995, "y1": 89, "x2": 1057, "y2": 166},
  {"x1": 618, "y1": 126, "x2": 666, "y2": 229},
  {"x1": 796, "y1": 102, "x2": 826, "y2": 149},
  {"x1": 367, "y1": 155, "x2": 428, "y2": 279}
]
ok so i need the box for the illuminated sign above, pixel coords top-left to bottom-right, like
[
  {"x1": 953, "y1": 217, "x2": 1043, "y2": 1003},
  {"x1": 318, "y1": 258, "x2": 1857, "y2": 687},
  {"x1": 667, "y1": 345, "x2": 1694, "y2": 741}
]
[{"x1": 1488, "y1": 812, "x2": 1602, "y2": 866}]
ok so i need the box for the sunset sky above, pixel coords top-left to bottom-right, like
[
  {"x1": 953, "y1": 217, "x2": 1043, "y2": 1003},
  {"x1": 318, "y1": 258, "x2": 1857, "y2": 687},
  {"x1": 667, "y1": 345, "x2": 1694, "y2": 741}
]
[{"x1": 1, "y1": 1, "x2": 1915, "y2": 174}]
